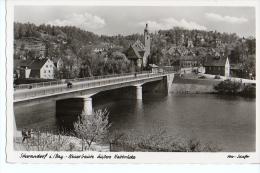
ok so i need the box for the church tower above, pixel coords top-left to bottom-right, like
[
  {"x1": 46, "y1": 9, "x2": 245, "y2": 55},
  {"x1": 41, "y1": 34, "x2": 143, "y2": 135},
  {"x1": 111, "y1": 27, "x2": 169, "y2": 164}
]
[{"x1": 144, "y1": 23, "x2": 150, "y2": 56}]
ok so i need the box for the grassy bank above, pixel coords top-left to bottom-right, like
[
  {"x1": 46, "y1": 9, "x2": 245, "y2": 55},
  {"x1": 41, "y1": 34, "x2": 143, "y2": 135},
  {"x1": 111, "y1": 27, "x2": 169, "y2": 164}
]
[
  {"x1": 14, "y1": 131, "x2": 109, "y2": 152},
  {"x1": 173, "y1": 73, "x2": 221, "y2": 85}
]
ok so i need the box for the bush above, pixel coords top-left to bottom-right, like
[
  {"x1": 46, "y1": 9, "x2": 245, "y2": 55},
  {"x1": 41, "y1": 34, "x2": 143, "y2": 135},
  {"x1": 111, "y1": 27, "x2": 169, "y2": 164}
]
[
  {"x1": 214, "y1": 79, "x2": 242, "y2": 94},
  {"x1": 73, "y1": 109, "x2": 112, "y2": 151},
  {"x1": 109, "y1": 129, "x2": 221, "y2": 152},
  {"x1": 21, "y1": 127, "x2": 73, "y2": 151}
]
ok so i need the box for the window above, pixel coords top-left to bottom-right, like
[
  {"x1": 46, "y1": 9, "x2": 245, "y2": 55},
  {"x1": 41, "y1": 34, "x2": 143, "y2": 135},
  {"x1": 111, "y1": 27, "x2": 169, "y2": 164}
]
[
  {"x1": 209, "y1": 67, "x2": 211, "y2": 70},
  {"x1": 49, "y1": 70, "x2": 51, "y2": 73},
  {"x1": 44, "y1": 70, "x2": 46, "y2": 73},
  {"x1": 50, "y1": 65, "x2": 52, "y2": 68},
  {"x1": 46, "y1": 65, "x2": 48, "y2": 68},
  {"x1": 218, "y1": 67, "x2": 221, "y2": 70}
]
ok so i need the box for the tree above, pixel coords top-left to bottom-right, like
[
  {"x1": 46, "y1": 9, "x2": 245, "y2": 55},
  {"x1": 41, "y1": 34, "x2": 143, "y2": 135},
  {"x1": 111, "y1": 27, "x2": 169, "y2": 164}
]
[
  {"x1": 149, "y1": 48, "x2": 163, "y2": 65},
  {"x1": 14, "y1": 22, "x2": 20, "y2": 39},
  {"x1": 18, "y1": 24, "x2": 26, "y2": 38},
  {"x1": 20, "y1": 43, "x2": 25, "y2": 50},
  {"x1": 28, "y1": 50, "x2": 36, "y2": 58},
  {"x1": 73, "y1": 109, "x2": 111, "y2": 150},
  {"x1": 230, "y1": 46, "x2": 240, "y2": 64},
  {"x1": 45, "y1": 41, "x2": 55, "y2": 57},
  {"x1": 214, "y1": 79, "x2": 242, "y2": 94},
  {"x1": 242, "y1": 54, "x2": 255, "y2": 77},
  {"x1": 246, "y1": 38, "x2": 256, "y2": 55},
  {"x1": 60, "y1": 55, "x2": 80, "y2": 79}
]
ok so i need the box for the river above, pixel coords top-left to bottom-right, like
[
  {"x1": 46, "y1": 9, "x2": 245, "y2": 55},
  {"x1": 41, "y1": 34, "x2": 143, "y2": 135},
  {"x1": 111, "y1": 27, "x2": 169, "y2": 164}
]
[{"x1": 14, "y1": 92, "x2": 256, "y2": 152}]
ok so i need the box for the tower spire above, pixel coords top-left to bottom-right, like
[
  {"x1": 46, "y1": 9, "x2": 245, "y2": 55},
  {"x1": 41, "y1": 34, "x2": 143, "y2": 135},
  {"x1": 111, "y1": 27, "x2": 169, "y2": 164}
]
[{"x1": 144, "y1": 23, "x2": 149, "y2": 34}]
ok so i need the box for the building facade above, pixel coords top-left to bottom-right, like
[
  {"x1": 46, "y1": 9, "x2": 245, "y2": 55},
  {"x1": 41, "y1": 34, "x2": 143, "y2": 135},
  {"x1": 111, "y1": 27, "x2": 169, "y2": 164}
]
[
  {"x1": 125, "y1": 24, "x2": 151, "y2": 68},
  {"x1": 204, "y1": 56, "x2": 230, "y2": 77},
  {"x1": 29, "y1": 58, "x2": 55, "y2": 79}
]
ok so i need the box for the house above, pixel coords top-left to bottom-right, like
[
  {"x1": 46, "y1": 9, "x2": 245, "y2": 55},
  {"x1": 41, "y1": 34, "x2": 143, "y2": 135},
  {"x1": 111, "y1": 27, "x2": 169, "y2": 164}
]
[
  {"x1": 14, "y1": 56, "x2": 34, "y2": 69},
  {"x1": 204, "y1": 56, "x2": 230, "y2": 77},
  {"x1": 214, "y1": 47, "x2": 225, "y2": 57},
  {"x1": 147, "y1": 64, "x2": 159, "y2": 73},
  {"x1": 29, "y1": 58, "x2": 55, "y2": 79},
  {"x1": 52, "y1": 57, "x2": 62, "y2": 70},
  {"x1": 172, "y1": 56, "x2": 199, "y2": 68},
  {"x1": 92, "y1": 45, "x2": 107, "y2": 52},
  {"x1": 230, "y1": 63, "x2": 246, "y2": 78},
  {"x1": 187, "y1": 38, "x2": 194, "y2": 48},
  {"x1": 14, "y1": 57, "x2": 35, "y2": 79},
  {"x1": 124, "y1": 43, "x2": 146, "y2": 67},
  {"x1": 84, "y1": 44, "x2": 108, "y2": 53},
  {"x1": 125, "y1": 24, "x2": 151, "y2": 68}
]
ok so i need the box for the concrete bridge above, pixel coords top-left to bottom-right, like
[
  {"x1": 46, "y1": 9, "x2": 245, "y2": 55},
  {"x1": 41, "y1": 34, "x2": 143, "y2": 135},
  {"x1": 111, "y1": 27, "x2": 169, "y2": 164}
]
[{"x1": 14, "y1": 72, "x2": 174, "y2": 116}]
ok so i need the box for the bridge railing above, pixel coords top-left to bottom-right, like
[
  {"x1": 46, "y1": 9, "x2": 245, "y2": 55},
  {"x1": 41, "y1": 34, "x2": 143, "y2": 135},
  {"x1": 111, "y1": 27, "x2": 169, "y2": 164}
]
[
  {"x1": 13, "y1": 72, "x2": 172, "y2": 101},
  {"x1": 14, "y1": 71, "x2": 150, "y2": 90}
]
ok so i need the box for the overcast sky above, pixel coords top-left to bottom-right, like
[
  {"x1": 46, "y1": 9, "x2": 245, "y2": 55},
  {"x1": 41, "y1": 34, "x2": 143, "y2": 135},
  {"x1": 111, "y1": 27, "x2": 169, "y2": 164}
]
[{"x1": 14, "y1": 6, "x2": 256, "y2": 38}]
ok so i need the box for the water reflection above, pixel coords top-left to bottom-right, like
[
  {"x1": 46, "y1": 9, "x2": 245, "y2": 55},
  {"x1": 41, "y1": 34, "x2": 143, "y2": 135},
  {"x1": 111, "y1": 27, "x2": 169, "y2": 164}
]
[{"x1": 14, "y1": 92, "x2": 256, "y2": 152}]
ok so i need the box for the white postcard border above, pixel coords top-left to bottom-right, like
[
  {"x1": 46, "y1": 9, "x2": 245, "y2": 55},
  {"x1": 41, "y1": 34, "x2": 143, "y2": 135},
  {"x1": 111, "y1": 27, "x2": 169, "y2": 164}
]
[{"x1": 5, "y1": 0, "x2": 260, "y2": 164}]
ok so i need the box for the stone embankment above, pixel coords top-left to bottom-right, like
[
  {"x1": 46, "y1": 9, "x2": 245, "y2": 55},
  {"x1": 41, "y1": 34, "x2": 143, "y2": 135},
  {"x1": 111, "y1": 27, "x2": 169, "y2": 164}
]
[
  {"x1": 170, "y1": 74, "x2": 220, "y2": 93},
  {"x1": 171, "y1": 73, "x2": 256, "y2": 93}
]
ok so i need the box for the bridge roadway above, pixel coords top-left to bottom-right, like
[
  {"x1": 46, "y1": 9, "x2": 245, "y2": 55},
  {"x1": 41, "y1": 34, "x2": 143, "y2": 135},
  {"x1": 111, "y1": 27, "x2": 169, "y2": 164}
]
[{"x1": 13, "y1": 72, "x2": 174, "y2": 109}]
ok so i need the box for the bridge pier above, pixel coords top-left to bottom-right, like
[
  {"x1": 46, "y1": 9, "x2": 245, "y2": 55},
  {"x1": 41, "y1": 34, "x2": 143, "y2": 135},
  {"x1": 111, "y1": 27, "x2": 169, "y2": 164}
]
[
  {"x1": 82, "y1": 97, "x2": 93, "y2": 115},
  {"x1": 142, "y1": 74, "x2": 174, "y2": 92},
  {"x1": 136, "y1": 86, "x2": 142, "y2": 100},
  {"x1": 114, "y1": 85, "x2": 143, "y2": 100}
]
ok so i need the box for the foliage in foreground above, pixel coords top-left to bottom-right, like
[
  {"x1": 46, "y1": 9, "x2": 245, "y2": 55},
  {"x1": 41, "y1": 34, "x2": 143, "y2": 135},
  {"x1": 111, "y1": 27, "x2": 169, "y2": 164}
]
[
  {"x1": 109, "y1": 128, "x2": 221, "y2": 152},
  {"x1": 18, "y1": 109, "x2": 111, "y2": 151},
  {"x1": 73, "y1": 109, "x2": 112, "y2": 151},
  {"x1": 20, "y1": 127, "x2": 73, "y2": 151}
]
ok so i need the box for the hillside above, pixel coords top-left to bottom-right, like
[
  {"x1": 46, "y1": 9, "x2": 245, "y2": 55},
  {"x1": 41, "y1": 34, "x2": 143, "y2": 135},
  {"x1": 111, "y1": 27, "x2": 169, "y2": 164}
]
[{"x1": 13, "y1": 22, "x2": 256, "y2": 80}]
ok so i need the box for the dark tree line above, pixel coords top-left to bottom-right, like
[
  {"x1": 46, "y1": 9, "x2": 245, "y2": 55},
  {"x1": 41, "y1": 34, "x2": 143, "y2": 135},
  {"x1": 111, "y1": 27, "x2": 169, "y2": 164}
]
[{"x1": 14, "y1": 22, "x2": 256, "y2": 79}]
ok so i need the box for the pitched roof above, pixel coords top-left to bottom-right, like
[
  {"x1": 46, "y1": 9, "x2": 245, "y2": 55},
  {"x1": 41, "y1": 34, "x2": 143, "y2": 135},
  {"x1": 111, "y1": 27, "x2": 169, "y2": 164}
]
[
  {"x1": 52, "y1": 57, "x2": 61, "y2": 63},
  {"x1": 133, "y1": 39, "x2": 145, "y2": 50},
  {"x1": 174, "y1": 56, "x2": 199, "y2": 61},
  {"x1": 29, "y1": 58, "x2": 48, "y2": 70},
  {"x1": 125, "y1": 45, "x2": 145, "y2": 59},
  {"x1": 204, "y1": 56, "x2": 227, "y2": 67},
  {"x1": 14, "y1": 58, "x2": 35, "y2": 68},
  {"x1": 149, "y1": 64, "x2": 158, "y2": 68}
]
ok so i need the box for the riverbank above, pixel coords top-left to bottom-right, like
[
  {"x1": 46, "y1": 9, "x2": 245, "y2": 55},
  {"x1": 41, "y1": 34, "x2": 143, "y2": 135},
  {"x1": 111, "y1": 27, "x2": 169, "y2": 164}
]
[
  {"x1": 171, "y1": 73, "x2": 220, "y2": 93},
  {"x1": 14, "y1": 131, "x2": 110, "y2": 152},
  {"x1": 171, "y1": 73, "x2": 256, "y2": 97}
]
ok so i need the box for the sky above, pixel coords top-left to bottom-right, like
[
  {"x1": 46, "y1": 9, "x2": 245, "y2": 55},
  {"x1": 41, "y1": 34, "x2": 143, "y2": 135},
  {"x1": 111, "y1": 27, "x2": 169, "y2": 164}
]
[{"x1": 14, "y1": 6, "x2": 256, "y2": 38}]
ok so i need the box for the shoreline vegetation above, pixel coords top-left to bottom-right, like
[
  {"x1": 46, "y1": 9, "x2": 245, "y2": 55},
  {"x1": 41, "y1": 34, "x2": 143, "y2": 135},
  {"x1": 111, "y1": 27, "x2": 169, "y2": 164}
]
[
  {"x1": 172, "y1": 73, "x2": 255, "y2": 97},
  {"x1": 14, "y1": 129, "x2": 222, "y2": 152},
  {"x1": 14, "y1": 132, "x2": 110, "y2": 152}
]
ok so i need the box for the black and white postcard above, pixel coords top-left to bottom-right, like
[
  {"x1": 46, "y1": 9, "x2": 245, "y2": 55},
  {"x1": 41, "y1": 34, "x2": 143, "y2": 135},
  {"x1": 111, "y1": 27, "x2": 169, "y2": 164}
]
[{"x1": 5, "y1": 0, "x2": 260, "y2": 164}]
